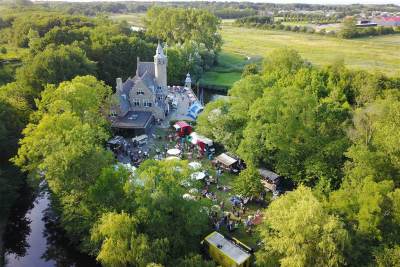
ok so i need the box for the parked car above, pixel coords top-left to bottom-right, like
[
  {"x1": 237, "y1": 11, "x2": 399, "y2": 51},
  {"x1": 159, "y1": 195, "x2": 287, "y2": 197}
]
[{"x1": 132, "y1": 134, "x2": 148, "y2": 146}]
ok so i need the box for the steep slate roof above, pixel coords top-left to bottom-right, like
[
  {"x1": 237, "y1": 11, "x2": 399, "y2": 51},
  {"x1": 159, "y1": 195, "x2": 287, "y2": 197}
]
[
  {"x1": 137, "y1": 62, "x2": 155, "y2": 77},
  {"x1": 118, "y1": 78, "x2": 135, "y2": 115},
  {"x1": 140, "y1": 71, "x2": 156, "y2": 92}
]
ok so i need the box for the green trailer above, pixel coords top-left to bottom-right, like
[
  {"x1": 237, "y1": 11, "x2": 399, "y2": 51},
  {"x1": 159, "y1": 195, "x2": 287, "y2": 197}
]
[{"x1": 202, "y1": 232, "x2": 252, "y2": 267}]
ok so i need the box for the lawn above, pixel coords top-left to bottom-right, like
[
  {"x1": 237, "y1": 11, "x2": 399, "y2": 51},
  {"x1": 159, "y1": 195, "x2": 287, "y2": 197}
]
[
  {"x1": 199, "y1": 52, "x2": 262, "y2": 90},
  {"x1": 147, "y1": 126, "x2": 264, "y2": 249},
  {"x1": 0, "y1": 44, "x2": 27, "y2": 61}
]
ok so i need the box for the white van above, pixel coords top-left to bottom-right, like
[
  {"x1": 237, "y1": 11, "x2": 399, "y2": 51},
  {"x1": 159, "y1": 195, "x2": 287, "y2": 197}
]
[{"x1": 132, "y1": 134, "x2": 148, "y2": 146}]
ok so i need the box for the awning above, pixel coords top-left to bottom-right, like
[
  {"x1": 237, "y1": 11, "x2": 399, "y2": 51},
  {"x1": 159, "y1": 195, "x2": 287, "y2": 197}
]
[
  {"x1": 215, "y1": 153, "x2": 237, "y2": 167},
  {"x1": 173, "y1": 121, "x2": 190, "y2": 130},
  {"x1": 190, "y1": 132, "x2": 213, "y2": 146},
  {"x1": 167, "y1": 148, "x2": 181, "y2": 156},
  {"x1": 190, "y1": 171, "x2": 206, "y2": 180}
]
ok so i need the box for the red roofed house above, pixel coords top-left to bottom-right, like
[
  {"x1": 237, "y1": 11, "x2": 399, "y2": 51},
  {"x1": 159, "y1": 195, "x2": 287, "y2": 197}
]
[{"x1": 374, "y1": 16, "x2": 400, "y2": 27}]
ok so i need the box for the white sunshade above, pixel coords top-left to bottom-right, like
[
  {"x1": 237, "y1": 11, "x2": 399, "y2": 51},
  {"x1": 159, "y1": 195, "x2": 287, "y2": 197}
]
[
  {"x1": 215, "y1": 153, "x2": 237, "y2": 166},
  {"x1": 167, "y1": 148, "x2": 181, "y2": 156},
  {"x1": 190, "y1": 171, "x2": 206, "y2": 180},
  {"x1": 188, "y1": 161, "x2": 202, "y2": 170},
  {"x1": 190, "y1": 132, "x2": 213, "y2": 146}
]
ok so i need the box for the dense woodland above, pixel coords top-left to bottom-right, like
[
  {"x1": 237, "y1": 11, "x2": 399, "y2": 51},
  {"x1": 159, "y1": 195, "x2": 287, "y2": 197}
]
[
  {"x1": 1, "y1": 1, "x2": 400, "y2": 267},
  {"x1": 197, "y1": 49, "x2": 400, "y2": 266}
]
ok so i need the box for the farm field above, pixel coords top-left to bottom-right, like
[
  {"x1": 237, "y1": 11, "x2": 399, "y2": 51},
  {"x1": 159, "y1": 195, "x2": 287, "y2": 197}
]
[{"x1": 221, "y1": 25, "x2": 400, "y2": 76}]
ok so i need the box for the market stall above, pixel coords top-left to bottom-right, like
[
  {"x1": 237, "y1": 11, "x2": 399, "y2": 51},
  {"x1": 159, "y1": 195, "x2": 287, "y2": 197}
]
[{"x1": 173, "y1": 121, "x2": 192, "y2": 137}]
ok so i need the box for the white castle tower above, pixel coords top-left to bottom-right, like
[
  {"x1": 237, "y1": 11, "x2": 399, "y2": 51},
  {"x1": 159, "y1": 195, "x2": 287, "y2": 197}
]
[
  {"x1": 154, "y1": 42, "x2": 167, "y2": 88},
  {"x1": 184, "y1": 73, "x2": 192, "y2": 89}
]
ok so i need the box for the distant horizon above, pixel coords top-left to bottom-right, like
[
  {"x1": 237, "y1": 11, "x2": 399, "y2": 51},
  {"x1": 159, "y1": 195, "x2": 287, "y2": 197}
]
[{"x1": 31, "y1": 0, "x2": 400, "y2": 7}]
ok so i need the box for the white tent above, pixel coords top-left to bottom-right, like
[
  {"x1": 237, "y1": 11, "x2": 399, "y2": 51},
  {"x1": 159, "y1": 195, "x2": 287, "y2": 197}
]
[
  {"x1": 167, "y1": 148, "x2": 181, "y2": 156},
  {"x1": 189, "y1": 132, "x2": 213, "y2": 146},
  {"x1": 188, "y1": 161, "x2": 202, "y2": 170},
  {"x1": 190, "y1": 171, "x2": 206, "y2": 180}
]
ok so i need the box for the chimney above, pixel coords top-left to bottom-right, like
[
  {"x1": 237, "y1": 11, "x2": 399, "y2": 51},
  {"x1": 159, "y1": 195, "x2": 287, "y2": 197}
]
[
  {"x1": 116, "y1": 78, "x2": 122, "y2": 92},
  {"x1": 136, "y1": 57, "x2": 140, "y2": 76}
]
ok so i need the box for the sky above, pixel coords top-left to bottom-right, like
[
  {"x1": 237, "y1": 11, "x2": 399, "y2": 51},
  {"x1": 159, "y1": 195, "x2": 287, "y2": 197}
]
[{"x1": 31, "y1": 0, "x2": 400, "y2": 5}]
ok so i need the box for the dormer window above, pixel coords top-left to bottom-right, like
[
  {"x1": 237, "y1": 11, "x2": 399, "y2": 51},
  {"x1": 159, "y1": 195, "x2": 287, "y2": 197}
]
[
  {"x1": 137, "y1": 90, "x2": 144, "y2": 95},
  {"x1": 143, "y1": 100, "x2": 152, "y2": 107}
]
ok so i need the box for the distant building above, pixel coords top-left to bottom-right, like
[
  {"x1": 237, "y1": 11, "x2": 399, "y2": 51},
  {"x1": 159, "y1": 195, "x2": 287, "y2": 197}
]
[
  {"x1": 112, "y1": 43, "x2": 169, "y2": 134},
  {"x1": 356, "y1": 20, "x2": 378, "y2": 27},
  {"x1": 374, "y1": 16, "x2": 400, "y2": 27}
]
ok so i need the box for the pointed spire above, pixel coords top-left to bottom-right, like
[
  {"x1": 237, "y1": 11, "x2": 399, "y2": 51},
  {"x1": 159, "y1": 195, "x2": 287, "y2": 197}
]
[{"x1": 156, "y1": 41, "x2": 164, "y2": 57}]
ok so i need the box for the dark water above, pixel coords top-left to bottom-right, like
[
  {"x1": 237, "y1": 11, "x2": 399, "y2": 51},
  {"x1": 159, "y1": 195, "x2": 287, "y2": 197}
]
[
  {"x1": 3, "y1": 182, "x2": 99, "y2": 267},
  {"x1": 199, "y1": 88, "x2": 228, "y2": 104}
]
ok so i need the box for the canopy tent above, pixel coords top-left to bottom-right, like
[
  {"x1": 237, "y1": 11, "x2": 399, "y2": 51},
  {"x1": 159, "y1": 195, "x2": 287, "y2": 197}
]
[
  {"x1": 190, "y1": 132, "x2": 213, "y2": 146},
  {"x1": 188, "y1": 161, "x2": 202, "y2": 170},
  {"x1": 173, "y1": 121, "x2": 192, "y2": 137},
  {"x1": 167, "y1": 148, "x2": 181, "y2": 156},
  {"x1": 190, "y1": 132, "x2": 213, "y2": 153},
  {"x1": 190, "y1": 171, "x2": 206, "y2": 180},
  {"x1": 215, "y1": 153, "x2": 237, "y2": 167}
]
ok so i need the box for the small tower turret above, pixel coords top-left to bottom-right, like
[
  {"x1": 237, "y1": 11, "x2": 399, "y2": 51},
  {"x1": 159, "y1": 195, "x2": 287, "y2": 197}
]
[
  {"x1": 184, "y1": 73, "x2": 192, "y2": 89},
  {"x1": 154, "y1": 42, "x2": 167, "y2": 88}
]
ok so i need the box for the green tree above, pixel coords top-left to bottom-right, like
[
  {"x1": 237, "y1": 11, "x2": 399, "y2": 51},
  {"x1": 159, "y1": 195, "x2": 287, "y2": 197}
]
[
  {"x1": 16, "y1": 44, "x2": 96, "y2": 99},
  {"x1": 375, "y1": 246, "x2": 400, "y2": 267},
  {"x1": 144, "y1": 7, "x2": 222, "y2": 51},
  {"x1": 241, "y1": 63, "x2": 258, "y2": 78},
  {"x1": 339, "y1": 17, "x2": 358, "y2": 39},
  {"x1": 0, "y1": 83, "x2": 31, "y2": 160},
  {"x1": 256, "y1": 186, "x2": 349, "y2": 267},
  {"x1": 233, "y1": 165, "x2": 264, "y2": 199},
  {"x1": 13, "y1": 76, "x2": 114, "y2": 246},
  {"x1": 345, "y1": 94, "x2": 400, "y2": 184},
  {"x1": 91, "y1": 212, "x2": 154, "y2": 267}
]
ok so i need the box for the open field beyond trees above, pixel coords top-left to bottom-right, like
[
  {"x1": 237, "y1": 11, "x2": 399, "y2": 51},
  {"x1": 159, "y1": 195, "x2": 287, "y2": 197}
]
[
  {"x1": 109, "y1": 13, "x2": 400, "y2": 89},
  {"x1": 221, "y1": 25, "x2": 400, "y2": 76}
]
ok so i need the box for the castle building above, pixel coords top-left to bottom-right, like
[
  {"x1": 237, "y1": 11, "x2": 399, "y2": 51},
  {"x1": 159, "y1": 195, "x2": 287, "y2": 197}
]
[{"x1": 112, "y1": 43, "x2": 169, "y2": 134}]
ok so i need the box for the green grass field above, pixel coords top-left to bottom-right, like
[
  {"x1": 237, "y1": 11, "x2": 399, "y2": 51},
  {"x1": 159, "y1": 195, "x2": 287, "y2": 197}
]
[
  {"x1": 108, "y1": 13, "x2": 145, "y2": 27},
  {"x1": 221, "y1": 25, "x2": 400, "y2": 76},
  {"x1": 199, "y1": 52, "x2": 262, "y2": 90},
  {"x1": 201, "y1": 25, "x2": 400, "y2": 89}
]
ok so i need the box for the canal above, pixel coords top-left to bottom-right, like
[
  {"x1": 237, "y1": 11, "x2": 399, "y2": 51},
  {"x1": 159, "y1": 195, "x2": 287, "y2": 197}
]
[{"x1": 3, "y1": 181, "x2": 98, "y2": 267}]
